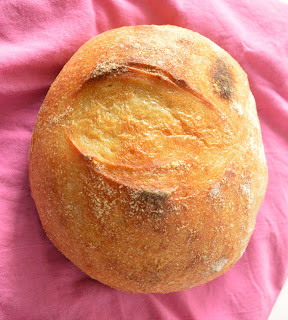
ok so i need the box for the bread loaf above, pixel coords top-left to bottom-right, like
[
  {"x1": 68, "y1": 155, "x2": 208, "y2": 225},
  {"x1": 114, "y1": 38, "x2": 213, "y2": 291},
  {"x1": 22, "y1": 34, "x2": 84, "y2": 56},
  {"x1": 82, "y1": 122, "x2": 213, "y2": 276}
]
[{"x1": 29, "y1": 25, "x2": 268, "y2": 293}]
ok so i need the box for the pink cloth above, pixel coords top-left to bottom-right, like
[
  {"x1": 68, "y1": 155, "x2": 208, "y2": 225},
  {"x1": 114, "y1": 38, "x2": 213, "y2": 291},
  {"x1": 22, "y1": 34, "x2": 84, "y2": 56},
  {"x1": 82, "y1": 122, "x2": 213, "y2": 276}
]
[{"x1": 0, "y1": 0, "x2": 288, "y2": 319}]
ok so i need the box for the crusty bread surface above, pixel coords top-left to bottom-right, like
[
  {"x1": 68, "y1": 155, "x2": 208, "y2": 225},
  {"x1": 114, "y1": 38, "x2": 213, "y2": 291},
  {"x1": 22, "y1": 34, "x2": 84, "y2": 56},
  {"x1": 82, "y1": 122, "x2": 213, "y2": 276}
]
[{"x1": 29, "y1": 25, "x2": 268, "y2": 293}]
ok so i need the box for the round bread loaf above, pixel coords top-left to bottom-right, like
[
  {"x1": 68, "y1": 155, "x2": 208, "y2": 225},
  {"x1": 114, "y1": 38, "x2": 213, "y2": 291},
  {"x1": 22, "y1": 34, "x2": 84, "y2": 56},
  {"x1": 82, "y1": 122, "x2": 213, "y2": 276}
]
[{"x1": 29, "y1": 25, "x2": 268, "y2": 293}]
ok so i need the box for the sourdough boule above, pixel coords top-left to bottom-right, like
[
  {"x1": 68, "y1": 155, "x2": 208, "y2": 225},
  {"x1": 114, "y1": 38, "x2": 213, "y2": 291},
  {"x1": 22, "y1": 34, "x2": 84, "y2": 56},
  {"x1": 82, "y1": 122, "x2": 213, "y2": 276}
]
[{"x1": 29, "y1": 25, "x2": 268, "y2": 293}]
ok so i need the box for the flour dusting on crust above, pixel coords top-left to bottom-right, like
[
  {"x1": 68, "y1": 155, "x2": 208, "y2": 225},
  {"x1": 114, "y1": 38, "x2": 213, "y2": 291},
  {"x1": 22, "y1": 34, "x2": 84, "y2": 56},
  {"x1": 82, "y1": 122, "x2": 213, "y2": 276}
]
[
  {"x1": 212, "y1": 257, "x2": 228, "y2": 273},
  {"x1": 231, "y1": 101, "x2": 243, "y2": 115}
]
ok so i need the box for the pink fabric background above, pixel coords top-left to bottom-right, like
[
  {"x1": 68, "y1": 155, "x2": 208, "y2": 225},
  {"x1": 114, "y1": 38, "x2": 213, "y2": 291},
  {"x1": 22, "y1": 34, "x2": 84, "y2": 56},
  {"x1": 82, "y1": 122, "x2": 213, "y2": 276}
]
[{"x1": 1, "y1": 0, "x2": 288, "y2": 319}]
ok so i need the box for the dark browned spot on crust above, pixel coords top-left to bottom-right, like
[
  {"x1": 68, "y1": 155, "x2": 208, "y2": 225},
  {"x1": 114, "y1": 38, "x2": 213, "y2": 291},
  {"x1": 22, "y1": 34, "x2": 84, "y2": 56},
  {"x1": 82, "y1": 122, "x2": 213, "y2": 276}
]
[
  {"x1": 138, "y1": 189, "x2": 170, "y2": 199},
  {"x1": 174, "y1": 78, "x2": 190, "y2": 90},
  {"x1": 82, "y1": 154, "x2": 92, "y2": 162},
  {"x1": 90, "y1": 63, "x2": 128, "y2": 80},
  {"x1": 212, "y1": 59, "x2": 234, "y2": 99},
  {"x1": 129, "y1": 189, "x2": 170, "y2": 219}
]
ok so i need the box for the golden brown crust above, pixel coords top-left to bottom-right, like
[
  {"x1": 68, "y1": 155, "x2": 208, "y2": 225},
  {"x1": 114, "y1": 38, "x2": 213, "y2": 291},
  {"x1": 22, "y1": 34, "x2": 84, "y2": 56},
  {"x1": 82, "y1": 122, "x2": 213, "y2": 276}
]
[{"x1": 29, "y1": 25, "x2": 268, "y2": 293}]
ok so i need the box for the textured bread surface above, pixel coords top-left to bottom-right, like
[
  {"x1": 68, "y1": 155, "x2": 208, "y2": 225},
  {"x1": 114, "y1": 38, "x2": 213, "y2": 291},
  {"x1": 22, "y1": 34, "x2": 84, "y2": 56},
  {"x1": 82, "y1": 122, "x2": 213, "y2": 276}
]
[{"x1": 29, "y1": 25, "x2": 268, "y2": 293}]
